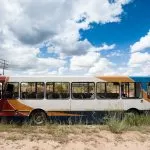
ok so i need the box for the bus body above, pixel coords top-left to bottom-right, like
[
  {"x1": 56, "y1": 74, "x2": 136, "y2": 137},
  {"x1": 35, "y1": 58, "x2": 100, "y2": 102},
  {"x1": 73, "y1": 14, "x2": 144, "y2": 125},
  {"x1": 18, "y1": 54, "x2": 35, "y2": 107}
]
[{"x1": 0, "y1": 76, "x2": 150, "y2": 124}]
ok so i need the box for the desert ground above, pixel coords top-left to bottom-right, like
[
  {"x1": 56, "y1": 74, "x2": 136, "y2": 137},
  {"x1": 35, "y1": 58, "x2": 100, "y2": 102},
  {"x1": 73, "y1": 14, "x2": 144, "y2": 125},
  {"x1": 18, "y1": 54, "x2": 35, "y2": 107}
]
[{"x1": 0, "y1": 124, "x2": 150, "y2": 150}]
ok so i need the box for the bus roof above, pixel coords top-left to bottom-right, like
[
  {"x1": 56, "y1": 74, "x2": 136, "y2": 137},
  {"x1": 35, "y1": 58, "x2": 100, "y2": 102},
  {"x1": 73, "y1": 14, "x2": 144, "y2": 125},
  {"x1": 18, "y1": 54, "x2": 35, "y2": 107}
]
[{"x1": 2, "y1": 75, "x2": 150, "y2": 83}]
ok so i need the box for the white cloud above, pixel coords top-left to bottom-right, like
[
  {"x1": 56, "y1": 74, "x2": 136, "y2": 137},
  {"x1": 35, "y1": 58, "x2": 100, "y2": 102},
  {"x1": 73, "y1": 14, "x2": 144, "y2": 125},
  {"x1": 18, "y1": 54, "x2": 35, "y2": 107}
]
[
  {"x1": 106, "y1": 50, "x2": 122, "y2": 57},
  {"x1": 70, "y1": 51, "x2": 117, "y2": 75},
  {"x1": 127, "y1": 30, "x2": 150, "y2": 76},
  {"x1": 48, "y1": 39, "x2": 92, "y2": 56},
  {"x1": 48, "y1": 38, "x2": 115, "y2": 56},
  {"x1": 98, "y1": 43, "x2": 116, "y2": 51},
  {"x1": 127, "y1": 51, "x2": 150, "y2": 75},
  {"x1": 0, "y1": 39, "x2": 66, "y2": 75},
  {"x1": 2, "y1": 0, "x2": 130, "y2": 47},
  {"x1": 70, "y1": 52, "x2": 100, "y2": 70},
  {"x1": 88, "y1": 58, "x2": 115, "y2": 75},
  {"x1": 46, "y1": 0, "x2": 127, "y2": 55},
  {"x1": 89, "y1": 43, "x2": 116, "y2": 52},
  {"x1": 0, "y1": 0, "x2": 131, "y2": 75},
  {"x1": 130, "y1": 30, "x2": 150, "y2": 53},
  {"x1": 128, "y1": 52, "x2": 150, "y2": 67},
  {"x1": 73, "y1": 0, "x2": 131, "y2": 24},
  {"x1": 58, "y1": 67, "x2": 69, "y2": 75}
]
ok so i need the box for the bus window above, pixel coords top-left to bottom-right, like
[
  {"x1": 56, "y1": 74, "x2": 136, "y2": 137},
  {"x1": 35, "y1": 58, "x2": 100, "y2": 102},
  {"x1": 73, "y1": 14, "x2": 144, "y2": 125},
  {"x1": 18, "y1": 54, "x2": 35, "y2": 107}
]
[
  {"x1": 148, "y1": 83, "x2": 150, "y2": 99},
  {"x1": 21, "y1": 82, "x2": 44, "y2": 99},
  {"x1": 97, "y1": 82, "x2": 120, "y2": 99},
  {"x1": 37, "y1": 83, "x2": 44, "y2": 99},
  {"x1": 46, "y1": 82, "x2": 70, "y2": 99},
  {"x1": 96, "y1": 82, "x2": 105, "y2": 98},
  {"x1": 121, "y1": 82, "x2": 142, "y2": 99},
  {"x1": 106, "y1": 82, "x2": 120, "y2": 99},
  {"x1": 4, "y1": 82, "x2": 19, "y2": 99},
  {"x1": 0, "y1": 83, "x2": 2, "y2": 99},
  {"x1": 72, "y1": 82, "x2": 95, "y2": 99}
]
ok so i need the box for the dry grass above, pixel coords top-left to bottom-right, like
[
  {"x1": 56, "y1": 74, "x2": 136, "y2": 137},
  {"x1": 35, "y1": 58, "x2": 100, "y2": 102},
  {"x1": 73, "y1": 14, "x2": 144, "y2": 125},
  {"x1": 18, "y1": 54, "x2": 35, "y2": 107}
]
[
  {"x1": 0, "y1": 118, "x2": 150, "y2": 150},
  {"x1": 105, "y1": 113, "x2": 150, "y2": 134},
  {"x1": 0, "y1": 117, "x2": 150, "y2": 150},
  {"x1": 6, "y1": 135, "x2": 24, "y2": 141},
  {"x1": 0, "y1": 122, "x2": 108, "y2": 143},
  {"x1": 0, "y1": 114, "x2": 150, "y2": 142}
]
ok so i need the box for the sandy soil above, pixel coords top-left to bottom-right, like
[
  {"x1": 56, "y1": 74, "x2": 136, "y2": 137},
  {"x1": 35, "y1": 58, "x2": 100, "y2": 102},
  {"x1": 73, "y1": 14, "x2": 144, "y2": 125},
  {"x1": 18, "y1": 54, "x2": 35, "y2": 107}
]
[{"x1": 0, "y1": 126, "x2": 150, "y2": 150}]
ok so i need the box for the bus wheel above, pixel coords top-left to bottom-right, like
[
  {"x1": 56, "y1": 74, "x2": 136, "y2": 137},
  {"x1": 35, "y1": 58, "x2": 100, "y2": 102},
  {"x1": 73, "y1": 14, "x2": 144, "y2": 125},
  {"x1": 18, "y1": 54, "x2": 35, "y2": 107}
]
[
  {"x1": 126, "y1": 109, "x2": 140, "y2": 116},
  {"x1": 30, "y1": 110, "x2": 47, "y2": 125}
]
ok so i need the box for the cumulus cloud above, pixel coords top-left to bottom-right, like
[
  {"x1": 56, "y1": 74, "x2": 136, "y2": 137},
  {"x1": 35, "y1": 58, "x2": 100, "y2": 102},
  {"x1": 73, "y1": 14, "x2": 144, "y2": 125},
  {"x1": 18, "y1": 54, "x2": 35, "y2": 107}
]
[
  {"x1": 128, "y1": 52, "x2": 150, "y2": 67},
  {"x1": 97, "y1": 43, "x2": 116, "y2": 51},
  {"x1": 70, "y1": 52, "x2": 100, "y2": 70},
  {"x1": 70, "y1": 51, "x2": 117, "y2": 75},
  {"x1": 106, "y1": 50, "x2": 122, "y2": 57},
  {"x1": 88, "y1": 58, "x2": 115, "y2": 75},
  {"x1": 127, "y1": 51, "x2": 150, "y2": 76},
  {"x1": 0, "y1": 0, "x2": 131, "y2": 75},
  {"x1": 3, "y1": 0, "x2": 130, "y2": 47},
  {"x1": 48, "y1": 39, "x2": 92, "y2": 56},
  {"x1": 89, "y1": 43, "x2": 116, "y2": 52},
  {"x1": 73, "y1": 0, "x2": 131, "y2": 24},
  {"x1": 0, "y1": 32, "x2": 66, "y2": 75},
  {"x1": 127, "y1": 30, "x2": 150, "y2": 76},
  {"x1": 130, "y1": 30, "x2": 150, "y2": 53},
  {"x1": 48, "y1": 38, "x2": 115, "y2": 56}
]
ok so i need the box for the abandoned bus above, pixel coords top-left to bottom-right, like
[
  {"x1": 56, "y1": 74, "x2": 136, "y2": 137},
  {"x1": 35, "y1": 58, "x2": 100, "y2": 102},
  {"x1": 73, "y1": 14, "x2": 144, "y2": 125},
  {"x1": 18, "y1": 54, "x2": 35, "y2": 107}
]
[{"x1": 0, "y1": 76, "x2": 150, "y2": 124}]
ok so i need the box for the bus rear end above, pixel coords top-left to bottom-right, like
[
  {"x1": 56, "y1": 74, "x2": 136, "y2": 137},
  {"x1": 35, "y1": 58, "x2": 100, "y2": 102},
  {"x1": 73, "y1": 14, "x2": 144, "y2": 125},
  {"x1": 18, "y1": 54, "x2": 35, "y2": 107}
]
[{"x1": 0, "y1": 76, "x2": 7, "y2": 111}]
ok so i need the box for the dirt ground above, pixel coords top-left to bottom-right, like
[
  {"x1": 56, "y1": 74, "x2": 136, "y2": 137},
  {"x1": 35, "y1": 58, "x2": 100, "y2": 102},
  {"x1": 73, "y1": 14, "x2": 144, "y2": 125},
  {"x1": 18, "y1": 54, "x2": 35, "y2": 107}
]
[{"x1": 0, "y1": 124, "x2": 150, "y2": 150}]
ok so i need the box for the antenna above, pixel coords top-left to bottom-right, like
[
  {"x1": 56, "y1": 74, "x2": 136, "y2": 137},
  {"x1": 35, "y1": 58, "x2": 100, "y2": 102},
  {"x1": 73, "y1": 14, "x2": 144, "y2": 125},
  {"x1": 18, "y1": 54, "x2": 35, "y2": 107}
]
[{"x1": 0, "y1": 59, "x2": 9, "y2": 75}]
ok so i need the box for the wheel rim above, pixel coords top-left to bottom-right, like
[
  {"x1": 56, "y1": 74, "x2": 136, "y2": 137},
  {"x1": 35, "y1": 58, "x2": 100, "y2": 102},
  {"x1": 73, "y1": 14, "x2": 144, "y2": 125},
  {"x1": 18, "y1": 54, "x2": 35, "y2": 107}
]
[{"x1": 32, "y1": 112, "x2": 46, "y2": 125}]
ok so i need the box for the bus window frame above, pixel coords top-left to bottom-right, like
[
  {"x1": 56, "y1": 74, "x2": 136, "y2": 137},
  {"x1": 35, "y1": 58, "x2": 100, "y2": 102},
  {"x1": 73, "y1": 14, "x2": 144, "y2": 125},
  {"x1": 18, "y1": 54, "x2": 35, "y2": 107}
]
[
  {"x1": 71, "y1": 82, "x2": 95, "y2": 100},
  {"x1": 96, "y1": 82, "x2": 120, "y2": 100},
  {"x1": 121, "y1": 82, "x2": 143, "y2": 99},
  {"x1": 20, "y1": 82, "x2": 45, "y2": 100},
  {"x1": 46, "y1": 82, "x2": 70, "y2": 100}
]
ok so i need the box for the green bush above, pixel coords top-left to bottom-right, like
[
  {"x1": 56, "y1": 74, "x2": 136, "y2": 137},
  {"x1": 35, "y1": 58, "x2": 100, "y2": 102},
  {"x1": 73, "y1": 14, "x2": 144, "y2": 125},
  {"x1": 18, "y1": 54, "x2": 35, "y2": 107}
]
[
  {"x1": 106, "y1": 113, "x2": 150, "y2": 133},
  {"x1": 106, "y1": 117, "x2": 127, "y2": 134},
  {"x1": 124, "y1": 113, "x2": 150, "y2": 126}
]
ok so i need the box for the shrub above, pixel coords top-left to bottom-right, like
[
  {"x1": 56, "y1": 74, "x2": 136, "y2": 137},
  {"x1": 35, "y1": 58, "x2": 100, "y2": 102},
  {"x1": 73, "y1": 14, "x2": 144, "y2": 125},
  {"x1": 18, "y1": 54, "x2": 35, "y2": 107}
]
[
  {"x1": 106, "y1": 117, "x2": 127, "y2": 134},
  {"x1": 124, "y1": 113, "x2": 150, "y2": 126}
]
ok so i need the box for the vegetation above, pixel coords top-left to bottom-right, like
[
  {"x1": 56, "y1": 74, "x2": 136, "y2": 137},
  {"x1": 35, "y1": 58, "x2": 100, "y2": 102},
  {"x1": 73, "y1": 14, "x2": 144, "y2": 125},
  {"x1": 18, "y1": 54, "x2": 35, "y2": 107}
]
[
  {"x1": 106, "y1": 113, "x2": 150, "y2": 133},
  {"x1": 106, "y1": 116, "x2": 127, "y2": 134},
  {"x1": 1, "y1": 113, "x2": 150, "y2": 140}
]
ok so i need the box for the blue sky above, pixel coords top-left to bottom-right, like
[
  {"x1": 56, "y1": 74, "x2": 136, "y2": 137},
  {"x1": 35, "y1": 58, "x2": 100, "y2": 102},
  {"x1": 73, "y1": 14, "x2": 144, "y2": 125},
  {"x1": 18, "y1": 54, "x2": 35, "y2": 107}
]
[
  {"x1": 0, "y1": 0, "x2": 150, "y2": 76},
  {"x1": 79, "y1": 0, "x2": 150, "y2": 65},
  {"x1": 80, "y1": 0, "x2": 150, "y2": 46}
]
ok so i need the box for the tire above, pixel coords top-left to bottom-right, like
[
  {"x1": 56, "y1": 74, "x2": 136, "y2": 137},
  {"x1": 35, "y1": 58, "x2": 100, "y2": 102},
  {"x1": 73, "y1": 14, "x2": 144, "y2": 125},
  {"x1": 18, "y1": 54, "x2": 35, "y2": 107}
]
[
  {"x1": 30, "y1": 110, "x2": 47, "y2": 125},
  {"x1": 126, "y1": 109, "x2": 140, "y2": 116},
  {"x1": 0, "y1": 116, "x2": 8, "y2": 124}
]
